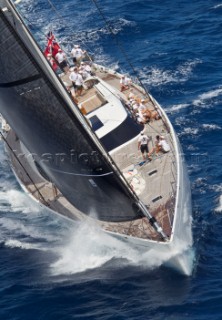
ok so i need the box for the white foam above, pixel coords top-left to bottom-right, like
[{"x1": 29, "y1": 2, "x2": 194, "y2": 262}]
[
  {"x1": 140, "y1": 59, "x2": 201, "y2": 87},
  {"x1": 215, "y1": 195, "x2": 222, "y2": 212},
  {"x1": 50, "y1": 219, "x2": 194, "y2": 276},
  {"x1": 180, "y1": 127, "x2": 199, "y2": 136},
  {"x1": 4, "y1": 239, "x2": 41, "y2": 250},
  {"x1": 140, "y1": 67, "x2": 176, "y2": 86},
  {"x1": 212, "y1": 4, "x2": 222, "y2": 9},
  {"x1": 167, "y1": 104, "x2": 189, "y2": 113},
  {"x1": 0, "y1": 189, "x2": 40, "y2": 214},
  {"x1": 50, "y1": 222, "x2": 132, "y2": 275},
  {"x1": 0, "y1": 186, "x2": 193, "y2": 274},
  {"x1": 1, "y1": 216, "x2": 50, "y2": 240},
  {"x1": 202, "y1": 124, "x2": 221, "y2": 131},
  {"x1": 208, "y1": 184, "x2": 222, "y2": 193},
  {"x1": 112, "y1": 18, "x2": 136, "y2": 34},
  {"x1": 187, "y1": 144, "x2": 199, "y2": 151},
  {"x1": 193, "y1": 88, "x2": 222, "y2": 106},
  {"x1": 0, "y1": 188, "x2": 61, "y2": 243}
]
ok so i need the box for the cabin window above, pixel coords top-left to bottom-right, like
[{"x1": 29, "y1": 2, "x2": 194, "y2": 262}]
[{"x1": 89, "y1": 115, "x2": 104, "y2": 131}]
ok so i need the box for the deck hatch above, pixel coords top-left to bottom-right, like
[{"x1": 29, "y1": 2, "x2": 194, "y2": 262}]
[
  {"x1": 89, "y1": 115, "x2": 104, "y2": 131},
  {"x1": 152, "y1": 195, "x2": 162, "y2": 203},
  {"x1": 148, "y1": 169, "x2": 158, "y2": 176}
]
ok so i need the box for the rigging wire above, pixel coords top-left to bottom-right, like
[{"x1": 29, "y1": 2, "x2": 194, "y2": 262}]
[
  {"x1": 90, "y1": 0, "x2": 151, "y2": 101},
  {"x1": 44, "y1": 0, "x2": 164, "y2": 134},
  {"x1": 46, "y1": 0, "x2": 155, "y2": 111},
  {"x1": 46, "y1": 0, "x2": 63, "y2": 22},
  {"x1": 15, "y1": 0, "x2": 93, "y2": 55},
  {"x1": 90, "y1": 0, "x2": 167, "y2": 133},
  {"x1": 19, "y1": 0, "x2": 157, "y2": 113},
  {"x1": 18, "y1": 0, "x2": 156, "y2": 117},
  {"x1": 30, "y1": 0, "x2": 162, "y2": 133},
  {"x1": 45, "y1": 0, "x2": 93, "y2": 54}
]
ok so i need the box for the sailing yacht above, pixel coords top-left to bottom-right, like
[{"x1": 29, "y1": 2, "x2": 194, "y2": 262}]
[{"x1": 0, "y1": 0, "x2": 193, "y2": 274}]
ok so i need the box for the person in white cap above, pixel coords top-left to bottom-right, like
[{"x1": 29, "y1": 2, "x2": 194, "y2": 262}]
[
  {"x1": 69, "y1": 68, "x2": 84, "y2": 97},
  {"x1": 55, "y1": 49, "x2": 69, "y2": 73},
  {"x1": 138, "y1": 132, "x2": 151, "y2": 160},
  {"x1": 69, "y1": 67, "x2": 79, "y2": 87}
]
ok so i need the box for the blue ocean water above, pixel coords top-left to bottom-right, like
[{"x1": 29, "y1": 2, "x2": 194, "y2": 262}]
[{"x1": 1, "y1": 0, "x2": 222, "y2": 319}]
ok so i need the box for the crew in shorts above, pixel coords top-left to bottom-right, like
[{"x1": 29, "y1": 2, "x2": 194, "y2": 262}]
[{"x1": 138, "y1": 132, "x2": 151, "y2": 160}]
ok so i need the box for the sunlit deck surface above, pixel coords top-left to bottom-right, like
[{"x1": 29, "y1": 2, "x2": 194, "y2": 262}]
[{"x1": 5, "y1": 66, "x2": 177, "y2": 242}]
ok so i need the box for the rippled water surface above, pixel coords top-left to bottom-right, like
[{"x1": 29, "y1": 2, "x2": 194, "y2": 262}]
[{"x1": 1, "y1": 1, "x2": 222, "y2": 319}]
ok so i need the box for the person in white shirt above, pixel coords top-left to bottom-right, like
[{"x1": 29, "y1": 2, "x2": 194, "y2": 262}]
[
  {"x1": 71, "y1": 44, "x2": 86, "y2": 66},
  {"x1": 79, "y1": 62, "x2": 91, "y2": 79},
  {"x1": 84, "y1": 63, "x2": 92, "y2": 74},
  {"x1": 148, "y1": 135, "x2": 170, "y2": 158},
  {"x1": 69, "y1": 67, "x2": 79, "y2": 85},
  {"x1": 75, "y1": 73, "x2": 84, "y2": 96},
  {"x1": 138, "y1": 102, "x2": 146, "y2": 113},
  {"x1": 69, "y1": 67, "x2": 84, "y2": 96},
  {"x1": 138, "y1": 132, "x2": 151, "y2": 160},
  {"x1": 134, "y1": 102, "x2": 150, "y2": 124},
  {"x1": 135, "y1": 113, "x2": 144, "y2": 124},
  {"x1": 158, "y1": 135, "x2": 170, "y2": 153},
  {"x1": 55, "y1": 49, "x2": 69, "y2": 73},
  {"x1": 120, "y1": 75, "x2": 132, "y2": 92}
]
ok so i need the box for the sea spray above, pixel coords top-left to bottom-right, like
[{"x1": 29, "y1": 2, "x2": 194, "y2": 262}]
[
  {"x1": 0, "y1": 189, "x2": 40, "y2": 214},
  {"x1": 0, "y1": 182, "x2": 194, "y2": 275},
  {"x1": 50, "y1": 221, "x2": 136, "y2": 275},
  {"x1": 4, "y1": 239, "x2": 46, "y2": 251},
  {"x1": 50, "y1": 218, "x2": 194, "y2": 276}
]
